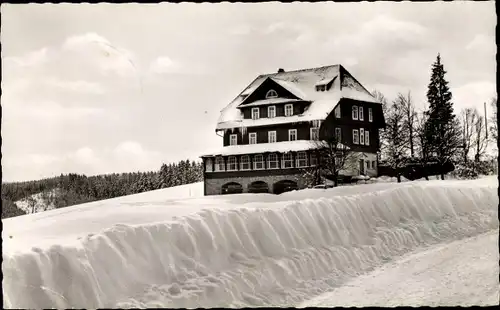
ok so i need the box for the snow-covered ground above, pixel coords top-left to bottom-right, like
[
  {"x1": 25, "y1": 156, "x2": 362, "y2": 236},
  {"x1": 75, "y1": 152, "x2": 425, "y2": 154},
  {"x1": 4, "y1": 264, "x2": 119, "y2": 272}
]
[
  {"x1": 2, "y1": 176, "x2": 498, "y2": 308},
  {"x1": 15, "y1": 190, "x2": 58, "y2": 214}
]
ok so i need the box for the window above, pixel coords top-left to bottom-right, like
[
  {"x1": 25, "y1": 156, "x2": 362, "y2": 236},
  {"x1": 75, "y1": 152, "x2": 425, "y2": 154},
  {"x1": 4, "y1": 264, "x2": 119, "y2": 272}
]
[
  {"x1": 310, "y1": 153, "x2": 318, "y2": 166},
  {"x1": 227, "y1": 156, "x2": 238, "y2": 171},
  {"x1": 316, "y1": 85, "x2": 326, "y2": 92},
  {"x1": 266, "y1": 89, "x2": 278, "y2": 99},
  {"x1": 365, "y1": 130, "x2": 370, "y2": 146},
  {"x1": 252, "y1": 108, "x2": 260, "y2": 120},
  {"x1": 268, "y1": 131, "x2": 277, "y2": 143},
  {"x1": 267, "y1": 153, "x2": 279, "y2": 169},
  {"x1": 359, "y1": 107, "x2": 364, "y2": 121},
  {"x1": 253, "y1": 154, "x2": 265, "y2": 170},
  {"x1": 240, "y1": 155, "x2": 251, "y2": 170},
  {"x1": 352, "y1": 106, "x2": 359, "y2": 120},
  {"x1": 296, "y1": 151, "x2": 308, "y2": 168},
  {"x1": 249, "y1": 133, "x2": 257, "y2": 144},
  {"x1": 352, "y1": 129, "x2": 359, "y2": 144},
  {"x1": 215, "y1": 157, "x2": 225, "y2": 172},
  {"x1": 285, "y1": 104, "x2": 293, "y2": 116},
  {"x1": 334, "y1": 106, "x2": 341, "y2": 118},
  {"x1": 205, "y1": 158, "x2": 213, "y2": 172},
  {"x1": 368, "y1": 108, "x2": 373, "y2": 122},
  {"x1": 282, "y1": 153, "x2": 294, "y2": 168},
  {"x1": 289, "y1": 129, "x2": 297, "y2": 141},
  {"x1": 366, "y1": 161, "x2": 370, "y2": 169},
  {"x1": 230, "y1": 134, "x2": 237, "y2": 146},
  {"x1": 310, "y1": 127, "x2": 319, "y2": 140},
  {"x1": 360, "y1": 128, "x2": 365, "y2": 145},
  {"x1": 335, "y1": 127, "x2": 341, "y2": 142},
  {"x1": 268, "y1": 105, "x2": 276, "y2": 118},
  {"x1": 372, "y1": 160, "x2": 376, "y2": 168}
]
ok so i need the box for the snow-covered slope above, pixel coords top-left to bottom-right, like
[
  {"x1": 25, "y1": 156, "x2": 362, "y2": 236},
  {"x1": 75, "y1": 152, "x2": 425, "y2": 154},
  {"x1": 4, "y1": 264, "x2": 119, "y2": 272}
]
[
  {"x1": 15, "y1": 190, "x2": 58, "y2": 214},
  {"x1": 2, "y1": 177, "x2": 498, "y2": 308}
]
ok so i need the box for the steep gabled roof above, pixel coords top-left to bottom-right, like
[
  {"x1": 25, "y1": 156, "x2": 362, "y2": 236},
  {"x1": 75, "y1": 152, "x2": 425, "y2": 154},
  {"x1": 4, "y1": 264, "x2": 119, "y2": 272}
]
[{"x1": 216, "y1": 64, "x2": 378, "y2": 131}]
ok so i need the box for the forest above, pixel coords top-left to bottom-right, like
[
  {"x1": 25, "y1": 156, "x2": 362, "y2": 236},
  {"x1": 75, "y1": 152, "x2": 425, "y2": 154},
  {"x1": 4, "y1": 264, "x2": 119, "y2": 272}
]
[{"x1": 1, "y1": 160, "x2": 203, "y2": 219}]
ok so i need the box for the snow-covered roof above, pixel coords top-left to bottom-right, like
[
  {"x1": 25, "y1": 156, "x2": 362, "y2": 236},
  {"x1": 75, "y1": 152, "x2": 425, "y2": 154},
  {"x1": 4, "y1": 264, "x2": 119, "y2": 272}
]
[
  {"x1": 315, "y1": 77, "x2": 335, "y2": 87},
  {"x1": 238, "y1": 98, "x2": 306, "y2": 108},
  {"x1": 216, "y1": 65, "x2": 379, "y2": 131},
  {"x1": 201, "y1": 141, "x2": 316, "y2": 157},
  {"x1": 270, "y1": 77, "x2": 308, "y2": 99},
  {"x1": 201, "y1": 140, "x2": 349, "y2": 157},
  {"x1": 217, "y1": 97, "x2": 341, "y2": 130}
]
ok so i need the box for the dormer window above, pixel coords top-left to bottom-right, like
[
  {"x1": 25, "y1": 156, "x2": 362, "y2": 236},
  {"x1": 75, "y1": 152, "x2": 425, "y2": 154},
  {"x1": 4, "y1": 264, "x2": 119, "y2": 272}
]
[
  {"x1": 315, "y1": 77, "x2": 334, "y2": 91},
  {"x1": 316, "y1": 85, "x2": 326, "y2": 92},
  {"x1": 266, "y1": 89, "x2": 278, "y2": 99}
]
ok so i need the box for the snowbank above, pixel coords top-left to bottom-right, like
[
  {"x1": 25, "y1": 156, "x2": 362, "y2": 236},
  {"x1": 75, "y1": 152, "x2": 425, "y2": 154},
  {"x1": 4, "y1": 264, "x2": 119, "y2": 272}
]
[{"x1": 2, "y1": 177, "x2": 498, "y2": 308}]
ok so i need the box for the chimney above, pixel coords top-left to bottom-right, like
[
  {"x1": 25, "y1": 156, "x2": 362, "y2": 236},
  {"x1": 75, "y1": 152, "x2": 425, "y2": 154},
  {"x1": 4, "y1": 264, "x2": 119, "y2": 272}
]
[{"x1": 278, "y1": 68, "x2": 285, "y2": 73}]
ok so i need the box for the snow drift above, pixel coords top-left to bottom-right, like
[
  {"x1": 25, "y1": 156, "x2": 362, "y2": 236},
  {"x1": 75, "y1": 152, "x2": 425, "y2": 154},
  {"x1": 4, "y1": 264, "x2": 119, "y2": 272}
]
[{"x1": 2, "y1": 177, "x2": 498, "y2": 308}]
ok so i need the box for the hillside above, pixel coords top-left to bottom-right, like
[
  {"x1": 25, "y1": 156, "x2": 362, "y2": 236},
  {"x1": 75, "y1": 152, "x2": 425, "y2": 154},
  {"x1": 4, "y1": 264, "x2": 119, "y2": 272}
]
[{"x1": 1, "y1": 159, "x2": 204, "y2": 219}]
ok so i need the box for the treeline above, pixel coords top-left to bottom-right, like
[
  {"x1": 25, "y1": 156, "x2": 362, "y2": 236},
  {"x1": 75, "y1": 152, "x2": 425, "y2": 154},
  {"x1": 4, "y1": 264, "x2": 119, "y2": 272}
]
[
  {"x1": 1, "y1": 159, "x2": 203, "y2": 219},
  {"x1": 374, "y1": 54, "x2": 498, "y2": 182}
]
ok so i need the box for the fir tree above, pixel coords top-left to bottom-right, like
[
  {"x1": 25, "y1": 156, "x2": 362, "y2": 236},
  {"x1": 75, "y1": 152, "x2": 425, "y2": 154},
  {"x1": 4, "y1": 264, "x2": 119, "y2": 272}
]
[{"x1": 424, "y1": 54, "x2": 461, "y2": 180}]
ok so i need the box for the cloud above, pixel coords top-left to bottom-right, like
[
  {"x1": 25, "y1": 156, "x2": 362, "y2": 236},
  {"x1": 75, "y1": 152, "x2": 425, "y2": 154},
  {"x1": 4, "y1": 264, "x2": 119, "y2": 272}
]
[
  {"x1": 148, "y1": 56, "x2": 210, "y2": 76},
  {"x1": 5, "y1": 47, "x2": 50, "y2": 67},
  {"x1": 62, "y1": 32, "x2": 139, "y2": 78},
  {"x1": 3, "y1": 100, "x2": 104, "y2": 120},
  {"x1": 2, "y1": 142, "x2": 164, "y2": 181},
  {"x1": 149, "y1": 56, "x2": 183, "y2": 74},
  {"x1": 72, "y1": 147, "x2": 99, "y2": 165},
  {"x1": 44, "y1": 77, "x2": 105, "y2": 94},
  {"x1": 112, "y1": 141, "x2": 163, "y2": 172},
  {"x1": 327, "y1": 15, "x2": 428, "y2": 54},
  {"x1": 466, "y1": 34, "x2": 495, "y2": 53},
  {"x1": 229, "y1": 24, "x2": 253, "y2": 36},
  {"x1": 62, "y1": 32, "x2": 110, "y2": 50},
  {"x1": 452, "y1": 81, "x2": 497, "y2": 112}
]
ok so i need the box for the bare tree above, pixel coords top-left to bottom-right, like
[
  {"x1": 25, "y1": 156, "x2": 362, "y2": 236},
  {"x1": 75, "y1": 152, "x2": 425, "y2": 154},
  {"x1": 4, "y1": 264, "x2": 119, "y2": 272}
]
[
  {"x1": 383, "y1": 98, "x2": 408, "y2": 182},
  {"x1": 396, "y1": 91, "x2": 417, "y2": 158},
  {"x1": 489, "y1": 97, "x2": 498, "y2": 145},
  {"x1": 26, "y1": 196, "x2": 37, "y2": 214},
  {"x1": 460, "y1": 108, "x2": 477, "y2": 164},
  {"x1": 372, "y1": 89, "x2": 390, "y2": 161},
  {"x1": 372, "y1": 89, "x2": 389, "y2": 115},
  {"x1": 307, "y1": 135, "x2": 359, "y2": 187},
  {"x1": 415, "y1": 112, "x2": 431, "y2": 180},
  {"x1": 472, "y1": 113, "x2": 488, "y2": 164}
]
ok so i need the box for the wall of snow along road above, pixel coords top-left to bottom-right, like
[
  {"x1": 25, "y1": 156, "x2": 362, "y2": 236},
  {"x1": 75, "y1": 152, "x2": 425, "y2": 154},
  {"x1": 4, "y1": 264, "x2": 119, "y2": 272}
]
[{"x1": 2, "y1": 178, "x2": 498, "y2": 308}]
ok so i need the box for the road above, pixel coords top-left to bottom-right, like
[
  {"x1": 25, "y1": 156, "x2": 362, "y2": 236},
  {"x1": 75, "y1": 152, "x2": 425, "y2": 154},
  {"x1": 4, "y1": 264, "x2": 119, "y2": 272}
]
[{"x1": 301, "y1": 230, "x2": 499, "y2": 307}]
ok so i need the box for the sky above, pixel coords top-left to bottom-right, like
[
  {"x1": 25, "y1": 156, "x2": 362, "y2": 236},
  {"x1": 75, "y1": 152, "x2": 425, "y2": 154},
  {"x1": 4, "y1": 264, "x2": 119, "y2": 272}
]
[{"x1": 2, "y1": 2, "x2": 496, "y2": 182}]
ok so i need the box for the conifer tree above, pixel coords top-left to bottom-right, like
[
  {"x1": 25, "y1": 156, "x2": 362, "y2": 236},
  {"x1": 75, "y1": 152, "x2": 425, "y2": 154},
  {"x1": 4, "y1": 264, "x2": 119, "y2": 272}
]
[{"x1": 424, "y1": 54, "x2": 461, "y2": 180}]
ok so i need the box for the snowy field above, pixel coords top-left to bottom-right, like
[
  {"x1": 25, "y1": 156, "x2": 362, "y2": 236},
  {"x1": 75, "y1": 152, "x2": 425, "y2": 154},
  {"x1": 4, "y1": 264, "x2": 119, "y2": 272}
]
[{"x1": 2, "y1": 176, "x2": 499, "y2": 308}]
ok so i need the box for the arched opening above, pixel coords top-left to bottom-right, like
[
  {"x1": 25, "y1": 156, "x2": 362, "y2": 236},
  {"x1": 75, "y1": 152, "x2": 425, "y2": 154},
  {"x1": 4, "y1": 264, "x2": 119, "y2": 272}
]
[
  {"x1": 273, "y1": 180, "x2": 299, "y2": 195},
  {"x1": 248, "y1": 181, "x2": 269, "y2": 194},
  {"x1": 221, "y1": 182, "x2": 243, "y2": 195}
]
